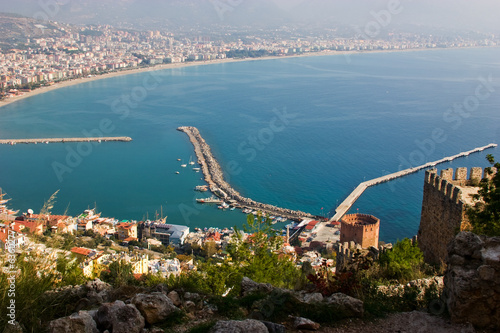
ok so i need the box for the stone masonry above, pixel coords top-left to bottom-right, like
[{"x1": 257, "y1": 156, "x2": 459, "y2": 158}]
[
  {"x1": 418, "y1": 167, "x2": 496, "y2": 264},
  {"x1": 340, "y1": 213, "x2": 380, "y2": 249},
  {"x1": 444, "y1": 232, "x2": 500, "y2": 331}
]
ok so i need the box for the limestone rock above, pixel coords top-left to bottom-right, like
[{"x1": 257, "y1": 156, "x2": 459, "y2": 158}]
[
  {"x1": 261, "y1": 320, "x2": 286, "y2": 333},
  {"x1": 183, "y1": 292, "x2": 200, "y2": 301},
  {"x1": 293, "y1": 317, "x2": 320, "y2": 330},
  {"x1": 241, "y1": 277, "x2": 273, "y2": 296},
  {"x1": 131, "y1": 292, "x2": 178, "y2": 325},
  {"x1": 141, "y1": 328, "x2": 165, "y2": 333},
  {"x1": 48, "y1": 311, "x2": 98, "y2": 333},
  {"x1": 96, "y1": 300, "x2": 145, "y2": 333},
  {"x1": 209, "y1": 319, "x2": 268, "y2": 333},
  {"x1": 324, "y1": 293, "x2": 364, "y2": 318},
  {"x1": 447, "y1": 232, "x2": 483, "y2": 258},
  {"x1": 2, "y1": 321, "x2": 24, "y2": 333},
  {"x1": 183, "y1": 300, "x2": 196, "y2": 313},
  {"x1": 299, "y1": 292, "x2": 323, "y2": 304},
  {"x1": 167, "y1": 290, "x2": 181, "y2": 307}
]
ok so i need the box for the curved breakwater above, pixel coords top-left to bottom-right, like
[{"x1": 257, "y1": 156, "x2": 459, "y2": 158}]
[{"x1": 177, "y1": 126, "x2": 316, "y2": 221}]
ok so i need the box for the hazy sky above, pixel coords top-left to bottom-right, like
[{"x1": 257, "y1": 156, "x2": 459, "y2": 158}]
[{"x1": 0, "y1": 0, "x2": 499, "y2": 33}]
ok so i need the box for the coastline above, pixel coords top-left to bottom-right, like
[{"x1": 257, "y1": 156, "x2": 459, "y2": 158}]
[{"x1": 1, "y1": 46, "x2": 496, "y2": 110}]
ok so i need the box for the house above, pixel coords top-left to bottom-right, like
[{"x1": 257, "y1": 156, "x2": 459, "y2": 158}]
[
  {"x1": 116, "y1": 222, "x2": 138, "y2": 240},
  {"x1": 70, "y1": 246, "x2": 104, "y2": 278},
  {"x1": 0, "y1": 222, "x2": 27, "y2": 251}
]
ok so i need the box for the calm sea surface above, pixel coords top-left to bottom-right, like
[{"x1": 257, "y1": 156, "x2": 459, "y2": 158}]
[{"x1": 1, "y1": 48, "x2": 499, "y2": 242}]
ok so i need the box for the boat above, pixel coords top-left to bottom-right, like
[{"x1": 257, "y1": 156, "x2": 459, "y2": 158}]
[
  {"x1": 194, "y1": 185, "x2": 208, "y2": 192},
  {"x1": 193, "y1": 167, "x2": 200, "y2": 171},
  {"x1": 196, "y1": 196, "x2": 223, "y2": 204},
  {"x1": 218, "y1": 202, "x2": 230, "y2": 209},
  {"x1": 177, "y1": 158, "x2": 181, "y2": 161},
  {"x1": 175, "y1": 171, "x2": 180, "y2": 174},
  {"x1": 189, "y1": 156, "x2": 195, "y2": 165},
  {"x1": 230, "y1": 207, "x2": 236, "y2": 211},
  {"x1": 181, "y1": 164, "x2": 187, "y2": 168}
]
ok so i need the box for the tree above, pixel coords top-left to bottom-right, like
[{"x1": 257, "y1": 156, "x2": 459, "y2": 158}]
[
  {"x1": 467, "y1": 154, "x2": 500, "y2": 236},
  {"x1": 100, "y1": 260, "x2": 135, "y2": 287}
]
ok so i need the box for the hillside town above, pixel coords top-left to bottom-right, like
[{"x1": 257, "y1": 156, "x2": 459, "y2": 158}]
[
  {"x1": 0, "y1": 199, "x2": 342, "y2": 280},
  {"x1": 1, "y1": 21, "x2": 498, "y2": 98}
]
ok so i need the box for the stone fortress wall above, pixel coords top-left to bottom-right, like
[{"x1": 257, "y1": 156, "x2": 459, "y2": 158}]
[{"x1": 418, "y1": 167, "x2": 497, "y2": 264}]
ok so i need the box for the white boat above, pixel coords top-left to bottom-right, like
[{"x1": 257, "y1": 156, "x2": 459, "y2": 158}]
[
  {"x1": 196, "y1": 196, "x2": 223, "y2": 204},
  {"x1": 181, "y1": 164, "x2": 187, "y2": 168},
  {"x1": 194, "y1": 185, "x2": 208, "y2": 192},
  {"x1": 189, "y1": 156, "x2": 195, "y2": 165},
  {"x1": 175, "y1": 171, "x2": 180, "y2": 174},
  {"x1": 193, "y1": 167, "x2": 200, "y2": 171}
]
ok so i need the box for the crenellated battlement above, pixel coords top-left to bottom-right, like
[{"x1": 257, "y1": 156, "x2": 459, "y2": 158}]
[
  {"x1": 424, "y1": 167, "x2": 497, "y2": 204},
  {"x1": 419, "y1": 166, "x2": 496, "y2": 264}
]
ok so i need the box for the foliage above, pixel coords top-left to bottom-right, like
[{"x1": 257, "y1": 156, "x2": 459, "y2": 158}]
[
  {"x1": 467, "y1": 154, "x2": 500, "y2": 236},
  {"x1": 0, "y1": 253, "x2": 86, "y2": 332},
  {"x1": 100, "y1": 260, "x2": 136, "y2": 287},
  {"x1": 225, "y1": 49, "x2": 269, "y2": 58},
  {"x1": 55, "y1": 255, "x2": 88, "y2": 286},
  {"x1": 376, "y1": 238, "x2": 429, "y2": 282},
  {"x1": 165, "y1": 212, "x2": 303, "y2": 296}
]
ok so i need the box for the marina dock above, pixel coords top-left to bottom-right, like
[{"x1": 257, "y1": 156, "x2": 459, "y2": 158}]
[
  {"x1": 178, "y1": 126, "x2": 315, "y2": 220},
  {"x1": 330, "y1": 143, "x2": 498, "y2": 222},
  {"x1": 0, "y1": 137, "x2": 132, "y2": 145}
]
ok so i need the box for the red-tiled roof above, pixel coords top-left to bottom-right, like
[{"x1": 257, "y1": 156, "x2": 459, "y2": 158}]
[
  {"x1": 308, "y1": 220, "x2": 319, "y2": 226},
  {"x1": 70, "y1": 247, "x2": 93, "y2": 256},
  {"x1": 124, "y1": 237, "x2": 138, "y2": 242}
]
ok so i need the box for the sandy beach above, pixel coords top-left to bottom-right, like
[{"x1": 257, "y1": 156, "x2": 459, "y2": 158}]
[{"x1": 0, "y1": 46, "x2": 494, "y2": 110}]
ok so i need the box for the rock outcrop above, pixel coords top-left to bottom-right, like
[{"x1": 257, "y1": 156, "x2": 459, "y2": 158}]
[
  {"x1": 95, "y1": 300, "x2": 145, "y2": 333},
  {"x1": 131, "y1": 292, "x2": 179, "y2": 325},
  {"x1": 444, "y1": 232, "x2": 500, "y2": 331},
  {"x1": 48, "y1": 311, "x2": 98, "y2": 333},
  {"x1": 209, "y1": 319, "x2": 269, "y2": 333},
  {"x1": 324, "y1": 293, "x2": 364, "y2": 318}
]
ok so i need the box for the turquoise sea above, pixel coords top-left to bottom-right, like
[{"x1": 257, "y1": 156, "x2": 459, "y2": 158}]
[{"x1": 1, "y1": 48, "x2": 499, "y2": 243}]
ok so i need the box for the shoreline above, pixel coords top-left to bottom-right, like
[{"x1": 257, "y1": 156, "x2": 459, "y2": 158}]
[{"x1": 1, "y1": 46, "x2": 496, "y2": 110}]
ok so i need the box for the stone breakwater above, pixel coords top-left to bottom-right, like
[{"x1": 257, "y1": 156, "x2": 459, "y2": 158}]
[
  {"x1": 177, "y1": 126, "x2": 315, "y2": 221},
  {"x1": 0, "y1": 137, "x2": 132, "y2": 145}
]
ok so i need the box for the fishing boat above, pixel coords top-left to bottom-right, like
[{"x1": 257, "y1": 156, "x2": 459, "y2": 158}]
[
  {"x1": 196, "y1": 196, "x2": 223, "y2": 204},
  {"x1": 194, "y1": 185, "x2": 208, "y2": 192}
]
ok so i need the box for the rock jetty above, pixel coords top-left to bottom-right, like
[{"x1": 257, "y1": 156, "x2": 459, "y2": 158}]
[{"x1": 177, "y1": 126, "x2": 315, "y2": 220}]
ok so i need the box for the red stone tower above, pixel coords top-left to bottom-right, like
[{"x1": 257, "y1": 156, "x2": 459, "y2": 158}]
[{"x1": 340, "y1": 213, "x2": 380, "y2": 248}]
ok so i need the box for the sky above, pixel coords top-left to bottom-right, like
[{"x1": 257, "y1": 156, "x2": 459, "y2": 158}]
[{"x1": 0, "y1": 0, "x2": 498, "y2": 34}]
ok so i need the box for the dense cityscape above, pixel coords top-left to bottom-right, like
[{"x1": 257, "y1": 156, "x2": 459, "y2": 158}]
[{"x1": 1, "y1": 14, "x2": 498, "y2": 98}]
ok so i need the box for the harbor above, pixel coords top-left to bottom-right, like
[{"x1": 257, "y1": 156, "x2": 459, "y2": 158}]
[
  {"x1": 177, "y1": 126, "x2": 316, "y2": 221},
  {"x1": 0, "y1": 137, "x2": 133, "y2": 145}
]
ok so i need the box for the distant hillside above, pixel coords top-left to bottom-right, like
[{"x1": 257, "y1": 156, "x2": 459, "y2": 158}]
[{"x1": 0, "y1": 12, "x2": 68, "y2": 51}]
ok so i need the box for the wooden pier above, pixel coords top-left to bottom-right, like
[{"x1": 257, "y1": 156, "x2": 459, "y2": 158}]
[
  {"x1": 329, "y1": 143, "x2": 498, "y2": 222},
  {"x1": 0, "y1": 137, "x2": 132, "y2": 145}
]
